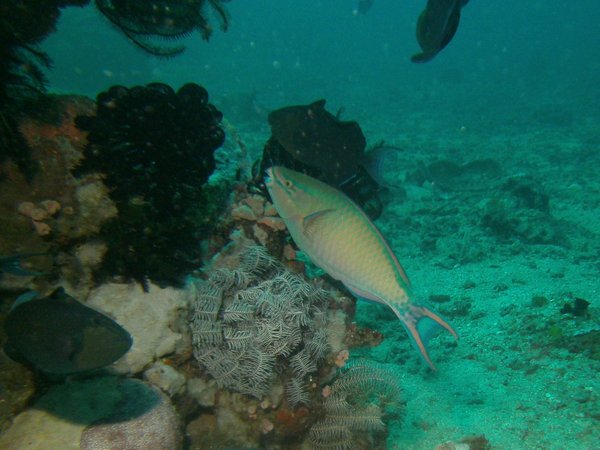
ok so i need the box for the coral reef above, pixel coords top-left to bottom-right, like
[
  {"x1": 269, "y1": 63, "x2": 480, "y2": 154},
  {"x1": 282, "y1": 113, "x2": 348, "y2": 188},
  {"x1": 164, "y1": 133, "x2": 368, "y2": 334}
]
[
  {"x1": 94, "y1": 0, "x2": 230, "y2": 56},
  {"x1": 0, "y1": 95, "x2": 100, "y2": 292},
  {"x1": 190, "y1": 246, "x2": 330, "y2": 400},
  {"x1": 1, "y1": 0, "x2": 231, "y2": 180},
  {"x1": 75, "y1": 82, "x2": 226, "y2": 288},
  {"x1": 308, "y1": 359, "x2": 403, "y2": 449}
]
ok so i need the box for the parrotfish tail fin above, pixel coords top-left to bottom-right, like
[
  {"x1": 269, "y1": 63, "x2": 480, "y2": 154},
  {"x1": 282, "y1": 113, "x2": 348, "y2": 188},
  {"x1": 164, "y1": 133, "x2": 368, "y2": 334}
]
[{"x1": 394, "y1": 304, "x2": 458, "y2": 370}]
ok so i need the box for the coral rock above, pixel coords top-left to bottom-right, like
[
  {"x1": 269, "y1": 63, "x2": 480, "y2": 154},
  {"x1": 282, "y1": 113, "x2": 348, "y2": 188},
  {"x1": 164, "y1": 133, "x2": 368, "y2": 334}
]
[
  {"x1": 29, "y1": 207, "x2": 48, "y2": 221},
  {"x1": 232, "y1": 204, "x2": 257, "y2": 221},
  {"x1": 187, "y1": 378, "x2": 218, "y2": 407},
  {"x1": 86, "y1": 282, "x2": 189, "y2": 375},
  {"x1": 39, "y1": 199, "x2": 61, "y2": 215},
  {"x1": 32, "y1": 220, "x2": 51, "y2": 236},
  {"x1": 16, "y1": 201, "x2": 35, "y2": 217},
  {"x1": 257, "y1": 216, "x2": 287, "y2": 231},
  {"x1": 243, "y1": 195, "x2": 265, "y2": 216},
  {"x1": 144, "y1": 361, "x2": 186, "y2": 396}
]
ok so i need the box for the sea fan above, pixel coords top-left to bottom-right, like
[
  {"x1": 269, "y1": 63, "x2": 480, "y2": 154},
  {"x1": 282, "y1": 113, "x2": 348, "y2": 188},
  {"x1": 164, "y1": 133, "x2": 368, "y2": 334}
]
[
  {"x1": 286, "y1": 377, "x2": 310, "y2": 408},
  {"x1": 239, "y1": 244, "x2": 279, "y2": 278},
  {"x1": 190, "y1": 245, "x2": 332, "y2": 399},
  {"x1": 308, "y1": 359, "x2": 403, "y2": 449},
  {"x1": 308, "y1": 423, "x2": 353, "y2": 450},
  {"x1": 305, "y1": 329, "x2": 330, "y2": 360},
  {"x1": 290, "y1": 348, "x2": 317, "y2": 378}
]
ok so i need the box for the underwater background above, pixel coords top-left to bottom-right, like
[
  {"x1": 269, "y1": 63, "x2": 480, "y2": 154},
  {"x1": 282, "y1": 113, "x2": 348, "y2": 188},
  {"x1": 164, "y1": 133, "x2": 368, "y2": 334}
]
[{"x1": 0, "y1": 0, "x2": 599, "y2": 449}]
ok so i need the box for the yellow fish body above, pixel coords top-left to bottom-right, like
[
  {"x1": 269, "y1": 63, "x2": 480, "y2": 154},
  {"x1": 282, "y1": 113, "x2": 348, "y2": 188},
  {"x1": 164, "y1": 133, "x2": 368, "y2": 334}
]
[{"x1": 266, "y1": 166, "x2": 457, "y2": 369}]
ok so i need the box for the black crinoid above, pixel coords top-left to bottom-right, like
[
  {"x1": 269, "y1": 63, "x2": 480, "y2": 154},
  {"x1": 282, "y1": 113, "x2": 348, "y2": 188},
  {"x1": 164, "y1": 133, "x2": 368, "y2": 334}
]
[
  {"x1": 75, "y1": 82, "x2": 226, "y2": 289},
  {"x1": 0, "y1": 0, "x2": 90, "y2": 179},
  {"x1": 252, "y1": 99, "x2": 385, "y2": 219},
  {"x1": 94, "y1": 0, "x2": 230, "y2": 56}
]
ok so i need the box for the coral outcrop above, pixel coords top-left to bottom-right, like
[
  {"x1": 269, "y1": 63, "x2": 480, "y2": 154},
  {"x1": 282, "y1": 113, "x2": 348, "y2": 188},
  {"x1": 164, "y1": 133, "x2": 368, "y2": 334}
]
[
  {"x1": 86, "y1": 281, "x2": 190, "y2": 375},
  {"x1": 0, "y1": 94, "x2": 99, "y2": 293}
]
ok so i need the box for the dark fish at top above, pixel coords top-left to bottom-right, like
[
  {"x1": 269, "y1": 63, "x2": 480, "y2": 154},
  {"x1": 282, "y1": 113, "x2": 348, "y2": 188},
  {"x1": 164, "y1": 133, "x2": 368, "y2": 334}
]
[
  {"x1": 357, "y1": 0, "x2": 375, "y2": 15},
  {"x1": 411, "y1": 0, "x2": 470, "y2": 63},
  {"x1": 4, "y1": 288, "x2": 132, "y2": 374}
]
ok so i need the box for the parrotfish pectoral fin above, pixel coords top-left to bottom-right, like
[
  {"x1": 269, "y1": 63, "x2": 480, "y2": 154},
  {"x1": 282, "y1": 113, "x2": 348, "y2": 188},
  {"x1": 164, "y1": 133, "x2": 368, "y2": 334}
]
[
  {"x1": 395, "y1": 304, "x2": 458, "y2": 370},
  {"x1": 302, "y1": 209, "x2": 335, "y2": 239}
]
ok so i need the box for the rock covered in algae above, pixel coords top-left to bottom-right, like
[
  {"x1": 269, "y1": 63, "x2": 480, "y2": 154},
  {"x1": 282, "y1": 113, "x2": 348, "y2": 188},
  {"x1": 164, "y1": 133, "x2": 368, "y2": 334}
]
[{"x1": 0, "y1": 377, "x2": 182, "y2": 450}]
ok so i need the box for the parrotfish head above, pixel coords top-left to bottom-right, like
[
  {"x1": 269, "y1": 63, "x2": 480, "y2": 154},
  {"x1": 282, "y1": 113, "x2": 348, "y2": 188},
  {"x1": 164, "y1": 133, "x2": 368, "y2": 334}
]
[{"x1": 265, "y1": 166, "x2": 328, "y2": 219}]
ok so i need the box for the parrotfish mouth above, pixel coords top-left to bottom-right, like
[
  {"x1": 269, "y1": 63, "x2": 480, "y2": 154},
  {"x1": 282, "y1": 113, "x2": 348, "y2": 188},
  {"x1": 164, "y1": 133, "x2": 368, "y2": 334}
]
[
  {"x1": 265, "y1": 166, "x2": 290, "y2": 195},
  {"x1": 264, "y1": 166, "x2": 297, "y2": 221},
  {"x1": 264, "y1": 167, "x2": 274, "y2": 187}
]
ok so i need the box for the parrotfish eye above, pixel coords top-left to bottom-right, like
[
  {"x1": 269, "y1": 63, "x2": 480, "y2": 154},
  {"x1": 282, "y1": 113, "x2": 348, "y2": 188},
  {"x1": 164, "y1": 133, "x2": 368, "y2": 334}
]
[{"x1": 284, "y1": 180, "x2": 293, "y2": 188}]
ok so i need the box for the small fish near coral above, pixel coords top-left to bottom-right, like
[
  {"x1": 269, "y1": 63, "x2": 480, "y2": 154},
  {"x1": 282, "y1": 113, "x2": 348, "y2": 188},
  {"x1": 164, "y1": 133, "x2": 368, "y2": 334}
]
[
  {"x1": 0, "y1": 253, "x2": 46, "y2": 277},
  {"x1": 266, "y1": 166, "x2": 458, "y2": 369},
  {"x1": 412, "y1": 0, "x2": 470, "y2": 63},
  {"x1": 4, "y1": 288, "x2": 132, "y2": 374}
]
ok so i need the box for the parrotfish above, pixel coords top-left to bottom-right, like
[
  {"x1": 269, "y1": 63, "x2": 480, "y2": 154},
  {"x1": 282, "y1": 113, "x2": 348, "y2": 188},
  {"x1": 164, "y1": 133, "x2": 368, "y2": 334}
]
[{"x1": 266, "y1": 166, "x2": 457, "y2": 369}]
